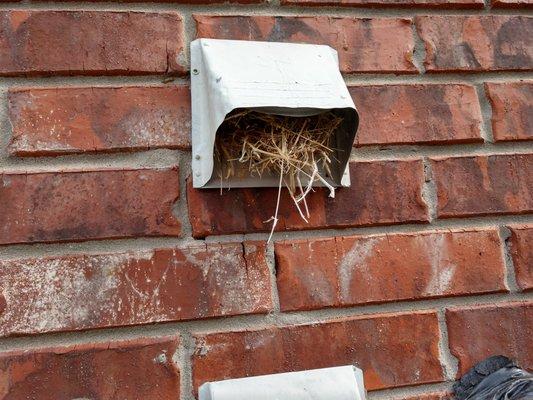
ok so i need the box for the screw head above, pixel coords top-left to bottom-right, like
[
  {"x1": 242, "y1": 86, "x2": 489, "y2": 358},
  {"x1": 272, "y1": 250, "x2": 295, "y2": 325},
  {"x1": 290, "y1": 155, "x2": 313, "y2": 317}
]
[
  {"x1": 192, "y1": 69, "x2": 199, "y2": 75},
  {"x1": 195, "y1": 154, "x2": 201, "y2": 160}
]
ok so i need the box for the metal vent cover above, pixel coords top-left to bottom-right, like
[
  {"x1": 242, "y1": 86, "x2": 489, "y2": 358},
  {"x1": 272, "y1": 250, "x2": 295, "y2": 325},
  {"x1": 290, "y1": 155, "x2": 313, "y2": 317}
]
[{"x1": 190, "y1": 38, "x2": 359, "y2": 189}]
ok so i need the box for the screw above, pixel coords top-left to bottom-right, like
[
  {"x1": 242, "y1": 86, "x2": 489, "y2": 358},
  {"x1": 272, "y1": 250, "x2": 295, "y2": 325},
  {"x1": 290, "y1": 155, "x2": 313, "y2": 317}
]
[
  {"x1": 195, "y1": 154, "x2": 201, "y2": 160},
  {"x1": 192, "y1": 69, "x2": 199, "y2": 75}
]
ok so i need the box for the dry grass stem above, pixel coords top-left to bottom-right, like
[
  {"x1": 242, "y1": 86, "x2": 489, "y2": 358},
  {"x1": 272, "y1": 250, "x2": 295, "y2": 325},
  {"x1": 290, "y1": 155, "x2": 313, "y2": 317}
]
[{"x1": 215, "y1": 110, "x2": 343, "y2": 242}]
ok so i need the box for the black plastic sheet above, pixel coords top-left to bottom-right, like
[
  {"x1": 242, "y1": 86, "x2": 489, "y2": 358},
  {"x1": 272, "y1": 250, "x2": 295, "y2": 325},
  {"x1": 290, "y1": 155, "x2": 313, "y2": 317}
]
[{"x1": 454, "y1": 356, "x2": 533, "y2": 400}]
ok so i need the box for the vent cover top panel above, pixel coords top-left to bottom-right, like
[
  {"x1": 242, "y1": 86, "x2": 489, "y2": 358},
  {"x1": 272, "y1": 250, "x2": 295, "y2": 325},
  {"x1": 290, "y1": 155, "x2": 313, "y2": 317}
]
[{"x1": 190, "y1": 38, "x2": 358, "y2": 188}]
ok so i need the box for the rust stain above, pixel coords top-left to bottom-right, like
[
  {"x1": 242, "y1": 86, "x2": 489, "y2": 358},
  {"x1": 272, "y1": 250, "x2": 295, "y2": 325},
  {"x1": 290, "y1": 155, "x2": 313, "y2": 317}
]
[
  {"x1": 363, "y1": 367, "x2": 386, "y2": 389},
  {"x1": 9, "y1": 11, "x2": 30, "y2": 32}
]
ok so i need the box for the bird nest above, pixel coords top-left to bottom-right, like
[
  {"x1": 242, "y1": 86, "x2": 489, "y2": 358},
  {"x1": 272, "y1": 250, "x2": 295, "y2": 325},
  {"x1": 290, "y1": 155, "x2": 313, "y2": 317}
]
[{"x1": 214, "y1": 109, "x2": 343, "y2": 241}]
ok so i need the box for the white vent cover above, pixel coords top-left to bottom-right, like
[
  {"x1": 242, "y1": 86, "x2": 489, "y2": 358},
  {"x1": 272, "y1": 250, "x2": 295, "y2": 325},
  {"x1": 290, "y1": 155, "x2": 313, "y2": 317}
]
[
  {"x1": 190, "y1": 38, "x2": 359, "y2": 189},
  {"x1": 198, "y1": 365, "x2": 366, "y2": 400}
]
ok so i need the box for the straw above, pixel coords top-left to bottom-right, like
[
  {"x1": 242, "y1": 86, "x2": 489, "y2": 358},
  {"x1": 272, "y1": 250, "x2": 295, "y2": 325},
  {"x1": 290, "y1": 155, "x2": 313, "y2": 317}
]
[{"x1": 215, "y1": 109, "x2": 343, "y2": 241}]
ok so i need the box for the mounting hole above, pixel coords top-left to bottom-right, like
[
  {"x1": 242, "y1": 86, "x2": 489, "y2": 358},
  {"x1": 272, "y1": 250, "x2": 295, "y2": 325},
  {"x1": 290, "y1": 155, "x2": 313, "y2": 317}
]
[{"x1": 192, "y1": 68, "x2": 199, "y2": 75}]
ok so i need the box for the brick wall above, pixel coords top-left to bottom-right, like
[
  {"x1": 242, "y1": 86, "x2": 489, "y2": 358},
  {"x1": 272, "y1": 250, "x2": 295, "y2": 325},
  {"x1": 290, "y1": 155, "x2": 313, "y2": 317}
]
[{"x1": 0, "y1": 0, "x2": 531, "y2": 398}]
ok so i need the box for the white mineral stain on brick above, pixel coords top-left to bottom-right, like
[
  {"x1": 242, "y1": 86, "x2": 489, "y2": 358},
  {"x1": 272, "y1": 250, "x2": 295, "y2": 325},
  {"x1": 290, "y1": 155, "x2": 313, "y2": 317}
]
[
  {"x1": 12, "y1": 131, "x2": 75, "y2": 152},
  {"x1": 121, "y1": 110, "x2": 182, "y2": 146},
  {"x1": 0, "y1": 244, "x2": 269, "y2": 336},
  {"x1": 421, "y1": 234, "x2": 457, "y2": 296},
  {"x1": 0, "y1": 250, "x2": 154, "y2": 336},
  {"x1": 36, "y1": 138, "x2": 75, "y2": 151},
  {"x1": 183, "y1": 244, "x2": 210, "y2": 277},
  {"x1": 210, "y1": 245, "x2": 268, "y2": 314},
  {"x1": 292, "y1": 241, "x2": 335, "y2": 304},
  {"x1": 339, "y1": 237, "x2": 379, "y2": 302},
  {"x1": 244, "y1": 331, "x2": 276, "y2": 351}
]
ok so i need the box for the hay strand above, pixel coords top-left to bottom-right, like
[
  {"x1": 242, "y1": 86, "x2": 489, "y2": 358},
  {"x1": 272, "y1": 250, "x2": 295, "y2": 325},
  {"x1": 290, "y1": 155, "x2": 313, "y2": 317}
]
[{"x1": 215, "y1": 109, "x2": 343, "y2": 241}]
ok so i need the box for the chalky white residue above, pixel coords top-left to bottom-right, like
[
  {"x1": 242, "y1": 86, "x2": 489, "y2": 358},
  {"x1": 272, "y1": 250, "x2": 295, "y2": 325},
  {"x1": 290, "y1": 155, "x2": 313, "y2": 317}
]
[
  {"x1": 339, "y1": 237, "x2": 379, "y2": 302},
  {"x1": 421, "y1": 234, "x2": 457, "y2": 296},
  {"x1": 0, "y1": 250, "x2": 154, "y2": 336}
]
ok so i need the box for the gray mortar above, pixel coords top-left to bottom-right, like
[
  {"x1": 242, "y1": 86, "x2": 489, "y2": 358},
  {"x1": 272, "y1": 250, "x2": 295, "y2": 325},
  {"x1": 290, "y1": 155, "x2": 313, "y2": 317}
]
[
  {"x1": 368, "y1": 381, "x2": 453, "y2": 400},
  {"x1": 437, "y1": 309, "x2": 460, "y2": 380},
  {"x1": 475, "y1": 82, "x2": 495, "y2": 143},
  {"x1": 175, "y1": 152, "x2": 195, "y2": 239},
  {"x1": 0, "y1": 88, "x2": 11, "y2": 165},
  {"x1": 177, "y1": 331, "x2": 196, "y2": 400},
  {"x1": 349, "y1": 141, "x2": 533, "y2": 162},
  {"x1": 411, "y1": 19, "x2": 427, "y2": 74},
  {"x1": 422, "y1": 157, "x2": 438, "y2": 222},
  {"x1": 498, "y1": 226, "x2": 521, "y2": 293},
  {"x1": 2, "y1": 291, "x2": 532, "y2": 351},
  {"x1": 265, "y1": 241, "x2": 282, "y2": 312},
  {"x1": 2, "y1": 213, "x2": 533, "y2": 260},
  {"x1": 1, "y1": 1, "x2": 533, "y2": 16}
]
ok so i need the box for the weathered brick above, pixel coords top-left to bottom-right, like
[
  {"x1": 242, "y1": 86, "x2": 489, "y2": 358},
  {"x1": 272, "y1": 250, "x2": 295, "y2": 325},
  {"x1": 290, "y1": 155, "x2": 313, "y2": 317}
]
[
  {"x1": 0, "y1": 242, "x2": 271, "y2": 337},
  {"x1": 446, "y1": 302, "x2": 533, "y2": 374},
  {"x1": 275, "y1": 229, "x2": 507, "y2": 311},
  {"x1": 188, "y1": 160, "x2": 428, "y2": 238},
  {"x1": 351, "y1": 84, "x2": 482, "y2": 146},
  {"x1": 491, "y1": 0, "x2": 533, "y2": 7},
  {"x1": 485, "y1": 82, "x2": 533, "y2": 142},
  {"x1": 193, "y1": 312, "x2": 443, "y2": 392},
  {"x1": 416, "y1": 16, "x2": 533, "y2": 72},
  {"x1": 14, "y1": 83, "x2": 487, "y2": 154},
  {"x1": 0, "y1": 168, "x2": 181, "y2": 245},
  {"x1": 507, "y1": 226, "x2": 533, "y2": 291},
  {"x1": 8, "y1": 86, "x2": 191, "y2": 156},
  {"x1": 0, "y1": 11, "x2": 184, "y2": 76},
  {"x1": 282, "y1": 0, "x2": 483, "y2": 7},
  {"x1": 194, "y1": 15, "x2": 416, "y2": 74},
  {"x1": 431, "y1": 154, "x2": 533, "y2": 218},
  {"x1": 0, "y1": 337, "x2": 180, "y2": 399}
]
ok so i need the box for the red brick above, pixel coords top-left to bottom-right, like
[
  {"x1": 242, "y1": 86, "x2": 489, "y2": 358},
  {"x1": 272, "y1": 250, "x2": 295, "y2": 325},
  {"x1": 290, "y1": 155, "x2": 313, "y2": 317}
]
[
  {"x1": 282, "y1": 0, "x2": 483, "y2": 7},
  {"x1": 0, "y1": 167, "x2": 181, "y2": 245},
  {"x1": 192, "y1": 311, "x2": 443, "y2": 392},
  {"x1": 351, "y1": 84, "x2": 482, "y2": 146},
  {"x1": 416, "y1": 16, "x2": 533, "y2": 72},
  {"x1": 507, "y1": 226, "x2": 533, "y2": 291},
  {"x1": 8, "y1": 86, "x2": 191, "y2": 156},
  {"x1": 188, "y1": 160, "x2": 428, "y2": 238},
  {"x1": 16, "y1": 83, "x2": 487, "y2": 154},
  {"x1": 0, "y1": 11, "x2": 184, "y2": 76},
  {"x1": 0, "y1": 242, "x2": 271, "y2": 337},
  {"x1": 446, "y1": 302, "x2": 533, "y2": 375},
  {"x1": 275, "y1": 229, "x2": 507, "y2": 311},
  {"x1": 431, "y1": 154, "x2": 533, "y2": 218},
  {"x1": 0, "y1": 337, "x2": 180, "y2": 399},
  {"x1": 485, "y1": 82, "x2": 533, "y2": 142},
  {"x1": 194, "y1": 15, "x2": 416, "y2": 74},
  {"x1": 491, "y1": 0, "x2": 533, "y2": 7}
]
